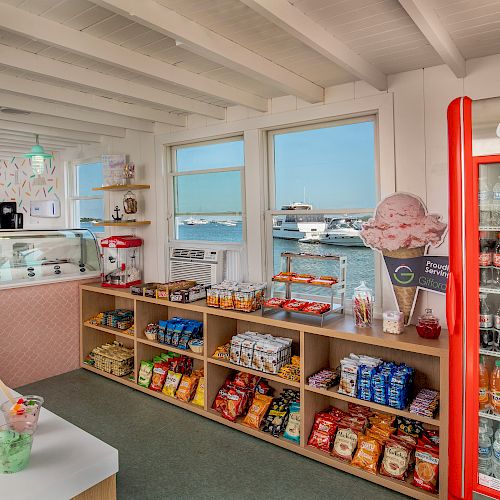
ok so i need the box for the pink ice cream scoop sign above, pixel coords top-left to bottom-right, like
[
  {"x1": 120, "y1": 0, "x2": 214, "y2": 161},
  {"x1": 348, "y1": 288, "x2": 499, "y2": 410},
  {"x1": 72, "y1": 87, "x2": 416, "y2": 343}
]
[{"x1": 360, "y1": 193, "x2": 448, "y2": 325}]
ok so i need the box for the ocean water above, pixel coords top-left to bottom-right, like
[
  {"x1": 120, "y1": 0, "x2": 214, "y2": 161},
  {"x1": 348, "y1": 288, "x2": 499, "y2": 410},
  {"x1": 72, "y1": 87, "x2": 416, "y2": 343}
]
[{"x1": 178, "y1": 221, "x2": 375, "y2": 298}]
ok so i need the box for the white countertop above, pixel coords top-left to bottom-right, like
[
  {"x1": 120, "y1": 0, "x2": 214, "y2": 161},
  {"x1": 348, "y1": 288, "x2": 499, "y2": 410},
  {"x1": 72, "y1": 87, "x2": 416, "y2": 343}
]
[{"x1": 0, "y1": 390, "x2": 119, "y2": 500}]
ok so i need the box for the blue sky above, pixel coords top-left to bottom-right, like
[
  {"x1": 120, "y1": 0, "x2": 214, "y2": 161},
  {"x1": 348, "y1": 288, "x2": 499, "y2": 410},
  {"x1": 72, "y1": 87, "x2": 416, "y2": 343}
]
[{"x1": 77, "y1": 161, "x2": 103, "y2": 219}]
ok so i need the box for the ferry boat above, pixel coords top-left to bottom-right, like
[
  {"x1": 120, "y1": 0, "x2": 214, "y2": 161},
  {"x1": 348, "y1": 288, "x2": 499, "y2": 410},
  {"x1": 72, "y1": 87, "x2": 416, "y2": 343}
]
[
  {"x1": 272, "y1": 203, "x2": 327, "y2": 240},
  {"x1": 318, "y1": 218, "x2": 365, "y2": 247}
]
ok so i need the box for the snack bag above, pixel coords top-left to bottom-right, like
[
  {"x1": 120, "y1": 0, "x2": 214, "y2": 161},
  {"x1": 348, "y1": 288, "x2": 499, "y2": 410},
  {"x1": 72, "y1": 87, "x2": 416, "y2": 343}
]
[
  {"x1": 331, "y1": 425, "x2": 359, "y2": 462},
  {"x1": 137, "y1": 360, "x2": 154, "y2": 388},
  {"x1": 351, "y1": 434, "x2": 383, "y2": 474},
  {"x1": 192, "y1": 377, "x2": 205, "y2": 407},
  {"x1": 262, "y1": 397, "x2": 290, "y2": 437},
  {"x1": 307, "y1": 429, "x2": 332, "y2": 452},
  {"x1": 149, "y1": 362, "x2": 169, "y2": 391},
  {"x1": 221, "y1": 387, "x2": 249, "y2": 422},
  {"x1": 175, "y1": 374, "x2": 199, "y2": 402},
  {"x1": 162, "y1": 370, "x2": 182, "y2": 397},
  {"x1": 397, "y1": 416, "x2": 424, "y2": 439},
  {"x1": 242, "y1": 393, "x2": 273, "y2": 429},
  {"x1": 413, "y1": 443, "x2": 439, "y2": 493},
  {"x1": 283, "y1": 402, "x2": 300, "y2": 443},
  {"x1": 380, "y1": 438, "x2": 412, "y2": 481}
]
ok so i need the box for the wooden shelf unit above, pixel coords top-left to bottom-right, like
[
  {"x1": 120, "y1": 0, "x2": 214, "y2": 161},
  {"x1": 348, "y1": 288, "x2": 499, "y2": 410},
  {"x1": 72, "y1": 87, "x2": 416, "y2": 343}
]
[
  {"x1": 92, "y1": 184, "x2": 150, "y2": 191},
  {"x1": 80, "y1": 283, "x2": 449, "y2": 500}
]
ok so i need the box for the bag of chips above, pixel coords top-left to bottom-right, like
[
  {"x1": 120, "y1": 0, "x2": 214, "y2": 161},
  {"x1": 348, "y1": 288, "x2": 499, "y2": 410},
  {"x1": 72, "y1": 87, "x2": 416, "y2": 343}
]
[
  {"x1": 397, "y1": 416, "x2": 424, "y2": 439},
  {"x1": 283, "y1": 402, "x2": 300, "y2": 443},
  {"x1": 175, "y1": 374, "x2": 199, "y2": 402},
  {"x1": 233, "y1": 372, "x2": 260, "y2": 390},
  {"x1": 162, "y1": 370, "x2": 182, "y2": 397},
  {"x1": 137, "y1": 360, "x2": 154, "y2": 388},
  {"x1": 192, "y1": 377, "x2": 205, "y2": 407},
  {"x1": 351, "y1": 434, "x2": 383, "y2": 474},
  {"x1": 380, "y1": 438, "x2": 413, "y2": 481},
  {"x1": 150, "y1": 362, "x2": 169, "y2": 391},
  {"x1": 308, "y1": 429, "x2": 333, "y2": 452},
  {"x1": 262, "y1": 396, "x2": 290, "y2": 437},
  {"x1": 242, "y1": 393, "x2": 273, "y2": 429},
  {"x1": 221, "y1": 387, "x2": 249, "y2": 422},
  {"x1": 413, "y1": 443, "x2": 439, "y2": 493},
  {"x1": 331, "y1": 425, "x2": 359, "y2": 462}
]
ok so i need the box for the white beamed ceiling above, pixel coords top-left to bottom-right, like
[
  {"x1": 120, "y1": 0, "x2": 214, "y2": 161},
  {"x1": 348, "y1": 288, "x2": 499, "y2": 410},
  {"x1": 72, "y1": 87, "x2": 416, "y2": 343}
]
[{"x1": 0, "y1": 0, "x2": 499, "y2": 153}]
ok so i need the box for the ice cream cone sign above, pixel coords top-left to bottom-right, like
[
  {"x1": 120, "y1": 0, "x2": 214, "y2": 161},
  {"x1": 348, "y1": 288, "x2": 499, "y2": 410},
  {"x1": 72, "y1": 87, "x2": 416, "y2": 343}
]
[{"x1": 360, "y1": 193, "x2": 448, "y2": 326}]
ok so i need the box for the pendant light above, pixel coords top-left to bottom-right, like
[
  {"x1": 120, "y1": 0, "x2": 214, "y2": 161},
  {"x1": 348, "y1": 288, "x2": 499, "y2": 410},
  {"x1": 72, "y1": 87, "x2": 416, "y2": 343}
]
[{"x1": 24, "y1": 134, "x2": 53, "y2": 176}]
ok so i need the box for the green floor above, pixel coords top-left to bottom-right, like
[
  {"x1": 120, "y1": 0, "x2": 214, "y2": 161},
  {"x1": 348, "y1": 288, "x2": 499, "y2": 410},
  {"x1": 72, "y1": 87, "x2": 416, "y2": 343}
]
[{"x1": 18, "y1": 369, "x2": 409, "y2": 500}]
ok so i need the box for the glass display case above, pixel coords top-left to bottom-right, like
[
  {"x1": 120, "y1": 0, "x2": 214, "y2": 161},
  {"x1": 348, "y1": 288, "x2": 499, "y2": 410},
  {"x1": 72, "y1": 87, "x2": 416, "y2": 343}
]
[{"x1": 0, "y1": 229, "x2": 100, "y2": 288}]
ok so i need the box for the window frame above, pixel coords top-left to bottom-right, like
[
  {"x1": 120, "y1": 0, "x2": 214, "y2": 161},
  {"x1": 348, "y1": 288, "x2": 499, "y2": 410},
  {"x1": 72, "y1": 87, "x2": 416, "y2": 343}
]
[
  {"x1": 265, "y1": 115, "x2": 382, "y2": 311},
  {"x1": 67, "y1": 157, "x2": 105, "y2": 237},
  {"x1": 167, "y1": 136, "x2": 247, "y2": 247}
]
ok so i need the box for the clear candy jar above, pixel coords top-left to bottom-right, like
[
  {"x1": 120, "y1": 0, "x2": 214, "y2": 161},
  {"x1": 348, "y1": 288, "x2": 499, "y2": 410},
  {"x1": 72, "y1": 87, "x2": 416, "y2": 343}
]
[
  {"x1": 352, "y1": 281, "x2": 374, "y2": 327},
  {"x1": 383, "y1": 311, "x2": 404, "y2": 334},
  {"x1": 416, "y1": 308, "x2": 441, "y2": 339}
]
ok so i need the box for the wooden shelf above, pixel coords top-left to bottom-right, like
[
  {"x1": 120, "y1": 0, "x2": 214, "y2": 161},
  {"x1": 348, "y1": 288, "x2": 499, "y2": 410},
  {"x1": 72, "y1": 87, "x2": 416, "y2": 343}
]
[
  {"x1": 208, "y1": 357, "x2": 301, "y2": 388},
  {"x1": 80, "y1": 283, "x2": 449, "y2": 499},
  {"x1": 92, "y1": 184, "x2": 150, "y2": 191},
  {"x1": 305, "y1": 384, "x2": 440, "y2": 427},
  {"x1": 94, "y1": 221, "x2": 151, "y2": 227},
  {"x1": 136, "y1": 337, "x2": 204, "y2": 360},
  {"x1": 83, "y1": 320, "x2": 134, "y2": 340}
]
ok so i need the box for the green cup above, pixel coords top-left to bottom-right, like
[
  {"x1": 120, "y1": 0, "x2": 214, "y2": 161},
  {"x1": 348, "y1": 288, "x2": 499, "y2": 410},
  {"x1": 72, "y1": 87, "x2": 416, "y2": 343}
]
[{"x1": 0, "y1": 425, "x2": 33, "y2": 473}]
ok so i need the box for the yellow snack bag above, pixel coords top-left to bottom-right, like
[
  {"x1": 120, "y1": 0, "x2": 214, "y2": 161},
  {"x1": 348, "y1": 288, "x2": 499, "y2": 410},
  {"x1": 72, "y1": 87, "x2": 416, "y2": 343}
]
[{"x1": 192, "y1": 377, "x2": 205, "y2": 406}]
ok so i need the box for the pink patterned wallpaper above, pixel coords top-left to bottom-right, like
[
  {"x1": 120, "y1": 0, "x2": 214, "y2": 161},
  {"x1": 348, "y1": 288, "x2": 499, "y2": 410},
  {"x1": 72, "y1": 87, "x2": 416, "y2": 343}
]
[{"x1": 0, "y1": 279, "x2": 96, "y2": 388}]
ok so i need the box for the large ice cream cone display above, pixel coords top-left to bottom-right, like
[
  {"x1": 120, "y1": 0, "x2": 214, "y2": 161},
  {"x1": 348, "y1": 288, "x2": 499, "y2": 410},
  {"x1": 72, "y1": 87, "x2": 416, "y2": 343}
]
[
  {"x1": 360, "y1": 193, "x2": 447, "y2": 325},
  {"x1": 382, "y1": 247, "x2": 426, "y2": 324}
]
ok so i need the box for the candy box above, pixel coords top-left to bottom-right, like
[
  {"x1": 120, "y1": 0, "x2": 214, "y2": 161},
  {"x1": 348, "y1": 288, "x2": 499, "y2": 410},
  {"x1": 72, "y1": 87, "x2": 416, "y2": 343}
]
[
  {"x1": 156, "y1": 281, "x2": 196, "y2": 299},
  {"x1": 144, "y1": 283, "x2": 161, "y2": 298},
  {"x1": 170, "y1": 285, "x2": 208, "y2": 303},
  {"x1": 130, "y1": 283, "x2": 145, "y2": 296}
]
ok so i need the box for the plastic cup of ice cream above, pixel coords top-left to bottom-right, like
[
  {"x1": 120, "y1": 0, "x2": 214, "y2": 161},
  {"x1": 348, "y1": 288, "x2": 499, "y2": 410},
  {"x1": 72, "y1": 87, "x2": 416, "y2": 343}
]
[
  {"x1": 0, "y1": 424, "x2": 33, "y2": 473},
  {"x1": 1, "y1": 395, "x2": 44, "y2": 434}
]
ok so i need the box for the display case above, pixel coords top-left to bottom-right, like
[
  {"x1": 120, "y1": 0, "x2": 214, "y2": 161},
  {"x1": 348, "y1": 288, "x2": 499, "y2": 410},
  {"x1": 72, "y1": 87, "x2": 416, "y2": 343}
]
[{"x1": 0, "y1": 229, "x2": 100, "y2": 288}]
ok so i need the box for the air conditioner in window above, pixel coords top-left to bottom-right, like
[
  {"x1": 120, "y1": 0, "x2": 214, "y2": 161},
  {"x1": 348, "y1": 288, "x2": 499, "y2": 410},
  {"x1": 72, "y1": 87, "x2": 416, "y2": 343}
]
[{"x1": 168, "y1": 247, "x2": 225, "y2": 286}]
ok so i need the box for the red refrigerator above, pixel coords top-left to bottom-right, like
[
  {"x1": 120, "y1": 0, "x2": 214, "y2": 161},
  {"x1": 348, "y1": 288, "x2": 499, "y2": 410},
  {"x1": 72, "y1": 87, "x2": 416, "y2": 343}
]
[{"x1": 448, "y1": 96, "x2": 500, "y2": 499}]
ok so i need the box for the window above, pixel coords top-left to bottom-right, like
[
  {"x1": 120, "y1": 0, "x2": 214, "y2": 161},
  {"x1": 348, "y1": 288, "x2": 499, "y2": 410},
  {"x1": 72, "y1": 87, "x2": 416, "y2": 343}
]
[
  {"x1": 169, "y1": 137, "x2": 244, "y2": 243},
  {"x1": 268, "y1": 118, "x2": 377, "y2": 299},
  {"x1": 69, "y1": 160, "x2": 104, "y2": 234}
]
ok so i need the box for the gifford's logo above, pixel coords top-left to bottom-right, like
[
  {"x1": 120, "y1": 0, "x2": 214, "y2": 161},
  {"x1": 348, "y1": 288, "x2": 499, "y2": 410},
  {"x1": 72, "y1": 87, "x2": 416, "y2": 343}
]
[{"x1": 393, "y1": 265, "x2": 415, "y2": 285}]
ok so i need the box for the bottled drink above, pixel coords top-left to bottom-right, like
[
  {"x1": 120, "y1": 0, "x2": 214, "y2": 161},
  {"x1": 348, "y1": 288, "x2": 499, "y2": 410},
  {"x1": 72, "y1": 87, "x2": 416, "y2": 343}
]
[
  {"x1": 481, "y1": 417, "x2": 494, "y2": 439},
  {"x1": 481, "y1": 233, "x2": 494, "y2": 267},
  {"x1": 493, "y1": 177, "x2": 500, "y2": 226},
  {"x1": 479, "y1": 428, "x2": 493, "y2": 475},
  {"x1": 480, "y1": 294, "x2": 494, "y2": 329},
  {"x1": 495, "y1": 307, "x2": 500, "y2": 330},
  {"x1": 495, "y1": 234, "x2": 500, "y2": 268},
  {"x1": 480, "y1": 356, "x2": 490, "y2": 410},
  {"x1": 491, "y1": 360, "x2": 500, "y2": 415},
  {"x1": 493, "y1": 429, "x2": 500, "y2": 478},
  {"x1": 480, "y1": 177, "x2": 492, "y2": 226}
]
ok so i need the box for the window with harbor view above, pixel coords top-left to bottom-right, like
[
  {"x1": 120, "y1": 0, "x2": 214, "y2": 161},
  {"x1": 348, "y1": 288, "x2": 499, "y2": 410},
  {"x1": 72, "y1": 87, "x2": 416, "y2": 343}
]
[
  {"x1": 269, "y1": 118, "x2": 377, "y2": 299},
  {"x1": 170, "y1": 137, "x2": 244, "y2": 243}
]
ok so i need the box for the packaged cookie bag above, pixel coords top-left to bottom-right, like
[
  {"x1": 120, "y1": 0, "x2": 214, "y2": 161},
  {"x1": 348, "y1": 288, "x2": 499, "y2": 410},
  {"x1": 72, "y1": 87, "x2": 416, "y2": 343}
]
[
  {"x1": 413, "y1": 443, "x2": 439, "y2": 493},
  {"x1": 331, "y1": 424, "x2": 359, "y2": 462}
]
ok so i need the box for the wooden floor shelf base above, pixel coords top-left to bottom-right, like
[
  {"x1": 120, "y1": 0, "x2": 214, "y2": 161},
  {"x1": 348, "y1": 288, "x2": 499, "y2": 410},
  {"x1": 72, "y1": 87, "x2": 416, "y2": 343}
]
[
  {"x1": 81, "y1": 364, "x2": 438, "y2": 500},
  {"x1": 80, "y1": 283, "x2": 448, "y2": 499}
]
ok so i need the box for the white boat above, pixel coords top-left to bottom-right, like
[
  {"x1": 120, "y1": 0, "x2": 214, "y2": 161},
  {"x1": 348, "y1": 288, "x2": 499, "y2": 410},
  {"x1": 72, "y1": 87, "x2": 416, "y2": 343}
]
[
  {"x1": 318, "y1": 218, "x2": 365, "y2": 247},
  {"x1": 273, "y1": 203, "x2": 327, "y2": 240},
  {"x1": 183, "y1": 218, "x2": 209, "y2": 225},
  {"x1": 218, "y1": 220, "x2": 237, "y2": 227}
]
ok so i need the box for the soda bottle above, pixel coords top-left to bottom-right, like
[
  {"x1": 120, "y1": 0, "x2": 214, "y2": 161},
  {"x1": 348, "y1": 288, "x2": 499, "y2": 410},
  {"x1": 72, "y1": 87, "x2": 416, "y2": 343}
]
[
  {"x1": 481, "y1": 233, "x2": 494, "y2": 267},
  {"x1": 495, "y1": 234, "x2": 500, "y2": 268},
  {"x1": 491, "y1": 360, "x2": 500, "y2": 415},
  {"x1": 480, "y1": 294, "x2": 494, "y2": 329},
  {"x1": 495, "y1": 307, "x2": 500, "y2": 330},
  {"x1": 480, "y1": 176, "x2": 492, "y2": 226},
  {"x1": 480, "y1": 356, "x2": 490, "y2": 410}
]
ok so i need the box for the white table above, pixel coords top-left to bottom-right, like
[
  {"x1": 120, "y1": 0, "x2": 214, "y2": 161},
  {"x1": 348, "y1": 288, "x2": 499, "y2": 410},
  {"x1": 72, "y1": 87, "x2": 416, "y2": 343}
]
[{"x1": 0, "y1": 390, "x2": 118, "y2": 500}]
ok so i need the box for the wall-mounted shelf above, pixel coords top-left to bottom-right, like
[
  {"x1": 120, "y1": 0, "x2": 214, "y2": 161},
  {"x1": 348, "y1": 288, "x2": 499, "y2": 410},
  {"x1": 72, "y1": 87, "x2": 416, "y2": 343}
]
[
  {"x1": 93, "y1": 221, "x2": 151, "y2": 227},
  {"x1": 92, "y1": 184, "x2": 150, "y2": 191}
]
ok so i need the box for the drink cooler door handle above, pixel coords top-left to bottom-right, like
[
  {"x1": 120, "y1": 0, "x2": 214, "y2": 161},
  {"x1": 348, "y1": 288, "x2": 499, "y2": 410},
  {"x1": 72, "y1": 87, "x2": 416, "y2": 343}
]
[{"x1": 446, "y1": 270, "x2": 457, "y2": 336}]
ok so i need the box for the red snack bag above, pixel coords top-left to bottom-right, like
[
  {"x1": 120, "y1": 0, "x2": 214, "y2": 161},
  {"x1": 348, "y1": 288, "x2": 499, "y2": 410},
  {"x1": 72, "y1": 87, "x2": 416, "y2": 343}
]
[
  {"x1": 282, "y1": 299, "x2": 308, "y2": 311},
  {"x1": 348, "y1": 403, "x2": 373, "y2": 417},
  {"x1": 255, "y1": 379, "x2": 271, "y2": 395},
  {"x1": 329, "y1": 407, "x2": 348, "y2": 422},
  {"x1": 313, "y1": 412, "x2": 338, "y2": 435},
  {"x1": 302, "y1": 302, "x2": 330, "y2": 314},
  {"x1": 413, "y1": 443, "x2": 439, "y2": 493},
  {"x1": 233, "y1": 372, "x2": 260, "y2": 389},
  {"x1": 331, "y1": 424, "x2": 360, "y2": 462},
  {"x1": 263, "y1": 297, "x2": 286, "y2": 308},
  {"x1": 308, "y1": 429, "x2": 333, "y2": 452},
  {"x1": 221, "y1": 387, "x2": 248, "y2": 422},
  {"x1": 149, "y1": 362, "x2": 169, "y2": 391},
  {"x1": 420, "y1": 430, "x2": 440, "y2": 447}
]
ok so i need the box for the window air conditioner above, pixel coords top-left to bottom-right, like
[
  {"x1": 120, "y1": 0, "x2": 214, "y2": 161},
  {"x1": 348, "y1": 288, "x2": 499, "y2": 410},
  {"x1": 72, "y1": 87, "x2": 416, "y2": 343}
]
[{"x1": 168, "y1": 247, "x2": 225, "y2": 286}]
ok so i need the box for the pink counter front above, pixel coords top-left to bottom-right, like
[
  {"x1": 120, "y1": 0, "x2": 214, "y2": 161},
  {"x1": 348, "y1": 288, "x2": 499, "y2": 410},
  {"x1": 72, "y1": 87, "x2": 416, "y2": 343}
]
[{"x1": 0, "y1": 279, "x2": 98, "y2": 388}]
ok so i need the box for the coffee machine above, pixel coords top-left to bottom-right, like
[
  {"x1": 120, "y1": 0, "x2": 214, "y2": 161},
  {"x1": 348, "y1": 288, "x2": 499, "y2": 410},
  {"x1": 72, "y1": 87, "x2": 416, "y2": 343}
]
[{"x1": 0, "y1": 202, "x2": 23, "y2": 229}]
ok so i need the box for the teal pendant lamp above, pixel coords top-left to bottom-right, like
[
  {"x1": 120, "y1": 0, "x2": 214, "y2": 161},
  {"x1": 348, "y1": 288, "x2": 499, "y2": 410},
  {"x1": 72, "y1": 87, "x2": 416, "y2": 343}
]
[{"x1": 24, "y1": 134, "x2": 53, "y2": 176}]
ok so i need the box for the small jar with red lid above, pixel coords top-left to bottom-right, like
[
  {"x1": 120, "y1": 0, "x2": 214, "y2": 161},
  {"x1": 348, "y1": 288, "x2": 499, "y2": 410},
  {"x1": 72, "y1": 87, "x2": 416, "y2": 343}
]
[{"x1": 416, "y1": 308, "x2": 441, "y2": 339}]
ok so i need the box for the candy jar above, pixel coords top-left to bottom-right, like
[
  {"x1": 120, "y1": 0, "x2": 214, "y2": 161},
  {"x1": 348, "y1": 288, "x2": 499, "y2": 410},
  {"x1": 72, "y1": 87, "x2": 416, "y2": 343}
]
[
  {"x1": 352, "y1": 281, "x2": 373, "y2": 327},
  {"x1": 416, "y1": 308, "x2": 442, "y2": 339}
]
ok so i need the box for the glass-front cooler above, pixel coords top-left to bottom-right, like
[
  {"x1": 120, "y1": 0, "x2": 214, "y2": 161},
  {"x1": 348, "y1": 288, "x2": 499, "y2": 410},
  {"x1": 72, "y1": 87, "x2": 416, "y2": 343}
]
[
  {"x1": 0, "y1": 229, "x2": 100, "y2": 288},
  {"x1": 476, "y1": 157, "x2": 500, "y2": 494}
]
